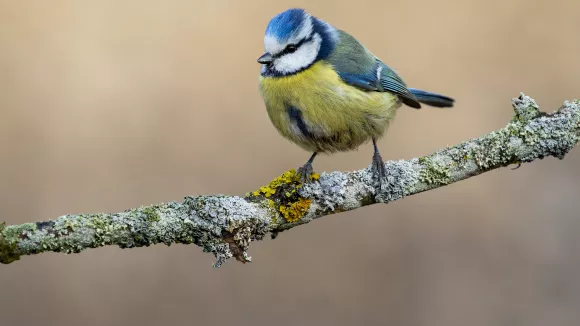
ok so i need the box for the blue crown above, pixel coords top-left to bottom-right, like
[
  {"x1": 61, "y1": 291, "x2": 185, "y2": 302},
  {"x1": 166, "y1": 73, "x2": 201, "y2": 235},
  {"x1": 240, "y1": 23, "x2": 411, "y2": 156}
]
[{"x1": 265, "y1": 8, "x2": 307, "y2": 41}]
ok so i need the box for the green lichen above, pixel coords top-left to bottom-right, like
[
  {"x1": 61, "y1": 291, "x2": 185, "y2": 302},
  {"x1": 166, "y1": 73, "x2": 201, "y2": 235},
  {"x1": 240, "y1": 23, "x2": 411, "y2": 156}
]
[
  {"x1": 0, "y1": 222, "x2": 21, "y2": 264},
  {"x1": 1, "y1": 197, "x2": 270, "y2": 267},
  {"x1": 419, "y1": 96, "x2": 580, "y2": 184},
  {"x1": 141, "y1": 206, "x2": 160, "y2": 223},
  {"x1": 511, "y1": 100, "x2": 540, "y2": 123},
  {"x1": 418, "y1": 156, "x2": 451, "y2": 186},
  {"x1": 2, "y1": 222, "x2": 37, "y2": 240},
  {"x1": 100, "y1": 222, "x2": 126, "y2": 245},
  {"x1": 442, "y1": 124, "x2": 521, "y2": 172}
]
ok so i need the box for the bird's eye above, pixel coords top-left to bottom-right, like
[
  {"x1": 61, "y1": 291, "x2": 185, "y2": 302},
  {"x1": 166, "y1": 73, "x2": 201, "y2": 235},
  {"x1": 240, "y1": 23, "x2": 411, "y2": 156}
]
[{"x1": 285, "y1": 44, "x2": 298, "y2": 53}]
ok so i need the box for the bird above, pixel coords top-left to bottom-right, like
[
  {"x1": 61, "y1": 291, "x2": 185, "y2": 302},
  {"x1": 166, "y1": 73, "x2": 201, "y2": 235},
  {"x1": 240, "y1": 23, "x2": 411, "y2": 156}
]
[{"x1": 257, "y1": 8, "x2": 454, "y2": 185}]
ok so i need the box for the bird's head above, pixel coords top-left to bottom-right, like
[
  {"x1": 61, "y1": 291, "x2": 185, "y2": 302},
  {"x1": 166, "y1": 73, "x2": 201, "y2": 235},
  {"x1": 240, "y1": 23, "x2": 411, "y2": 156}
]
[{"x1": 258, "y1": 8, "x2": 338, "y2": 77}]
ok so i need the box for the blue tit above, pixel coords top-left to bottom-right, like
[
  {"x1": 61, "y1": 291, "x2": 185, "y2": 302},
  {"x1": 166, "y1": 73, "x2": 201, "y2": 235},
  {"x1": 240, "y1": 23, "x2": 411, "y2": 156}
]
[{"x1": 257, "y1": 8, "x2": 454, "y2": 183}]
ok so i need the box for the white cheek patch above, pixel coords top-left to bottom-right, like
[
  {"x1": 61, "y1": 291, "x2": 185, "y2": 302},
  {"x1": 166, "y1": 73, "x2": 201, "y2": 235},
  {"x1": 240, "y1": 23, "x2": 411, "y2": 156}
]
[{"x1": 273, "y1": 33, "x2": 322, "y2": 75}]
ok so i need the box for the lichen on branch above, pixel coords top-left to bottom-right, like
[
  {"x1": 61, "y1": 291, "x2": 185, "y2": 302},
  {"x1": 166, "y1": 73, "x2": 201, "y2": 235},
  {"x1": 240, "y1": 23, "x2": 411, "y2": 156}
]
[{"x1": 1, "y1": 94, "x2": 579, "y2": 267}]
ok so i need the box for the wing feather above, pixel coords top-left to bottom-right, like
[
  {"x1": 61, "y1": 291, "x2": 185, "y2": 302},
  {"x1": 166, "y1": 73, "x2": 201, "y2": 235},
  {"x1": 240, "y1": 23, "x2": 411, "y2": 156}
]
[{"x1": 326, "y1": 30, "x2": 421, "y2": 108}]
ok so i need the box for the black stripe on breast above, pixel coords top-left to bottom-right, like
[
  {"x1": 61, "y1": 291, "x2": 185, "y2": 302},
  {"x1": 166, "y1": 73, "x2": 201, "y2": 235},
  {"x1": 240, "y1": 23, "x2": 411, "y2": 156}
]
[
  {"x1": 287, "y1": 106, "x2": 314, "y2": 138},
  {"x1": 286, "y1": 105, "x2": 358, "y2": 152}
]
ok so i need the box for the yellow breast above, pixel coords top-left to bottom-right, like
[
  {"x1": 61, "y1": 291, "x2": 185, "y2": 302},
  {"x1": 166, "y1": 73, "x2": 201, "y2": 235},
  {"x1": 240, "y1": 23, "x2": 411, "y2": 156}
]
[{"x1": 259, "y1": 61, "x2": 401, "y2": 153}]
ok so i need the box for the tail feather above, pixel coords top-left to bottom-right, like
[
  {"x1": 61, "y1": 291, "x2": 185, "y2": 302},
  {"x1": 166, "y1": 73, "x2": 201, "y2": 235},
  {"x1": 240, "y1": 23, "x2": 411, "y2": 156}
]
[{"x1": 409, "y1": 88, "x2": 455, "y2": 108}]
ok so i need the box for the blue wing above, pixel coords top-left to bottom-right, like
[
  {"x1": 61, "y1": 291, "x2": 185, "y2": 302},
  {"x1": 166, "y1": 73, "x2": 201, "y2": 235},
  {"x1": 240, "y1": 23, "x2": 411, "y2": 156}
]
[
  {"x1": 335, "y1": 61, "x2": 421, "y2": 109},
  {"x1": 326, "y1": 31, "x2": 422, "y2": 108}
]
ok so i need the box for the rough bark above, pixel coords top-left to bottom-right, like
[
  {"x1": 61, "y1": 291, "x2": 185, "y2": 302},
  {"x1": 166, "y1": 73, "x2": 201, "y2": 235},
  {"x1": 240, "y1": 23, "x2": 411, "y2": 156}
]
[{"x1": 1, "y1": 94, "x2": 579, "y2": 267}]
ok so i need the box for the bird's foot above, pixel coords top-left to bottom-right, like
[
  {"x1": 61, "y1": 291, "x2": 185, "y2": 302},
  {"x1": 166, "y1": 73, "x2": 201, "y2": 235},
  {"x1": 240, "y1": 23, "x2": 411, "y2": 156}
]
[
  {"x1": 296, "y1": 162, "x2": 315, "y2": 184},
  {"x1": 371, "y1": 150, "x2": 388, "y2": 190}
]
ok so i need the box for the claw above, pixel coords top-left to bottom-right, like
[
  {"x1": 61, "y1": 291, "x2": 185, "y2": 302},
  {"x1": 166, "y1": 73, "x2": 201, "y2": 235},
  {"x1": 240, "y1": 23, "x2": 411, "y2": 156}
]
[
  {"x1": 296, "y1": 152, "x2": 318, "y2": 184},
  {"x1": 297, "y1": 163, "x2": 314, "y2": 184}
]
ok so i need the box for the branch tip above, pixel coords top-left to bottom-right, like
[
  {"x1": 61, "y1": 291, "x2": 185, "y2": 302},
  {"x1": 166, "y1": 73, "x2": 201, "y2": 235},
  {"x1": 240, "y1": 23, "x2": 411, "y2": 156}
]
[{"x1": 0, "y1": 222, "x2": 21, "y2": 264}]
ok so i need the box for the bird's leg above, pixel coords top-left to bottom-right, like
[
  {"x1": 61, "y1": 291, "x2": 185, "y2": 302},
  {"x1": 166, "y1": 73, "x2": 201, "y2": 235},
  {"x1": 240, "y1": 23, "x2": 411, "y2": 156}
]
[
  {"x1": 297, "y1": 152, "x2": 318, "y2": 183},
  {"x1": 371, "y1": 138, "x2": 387, "y2": 185}
]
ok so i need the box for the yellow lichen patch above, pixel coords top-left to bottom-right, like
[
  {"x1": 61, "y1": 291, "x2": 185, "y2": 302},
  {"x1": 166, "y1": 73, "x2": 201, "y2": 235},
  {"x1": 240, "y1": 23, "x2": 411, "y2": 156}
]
[
  {"x1": 279, "y1": 198, "x2": 312, "y2": 223},
  {"x1": 251, "y1": 169, "x2": 300, "y2": 197},
  {"x1": 248, "y1": 169, "x2": 315, "y2": 224},
  {"x1": 253, "y1": 186, "x2": 276, "y2": 198}
]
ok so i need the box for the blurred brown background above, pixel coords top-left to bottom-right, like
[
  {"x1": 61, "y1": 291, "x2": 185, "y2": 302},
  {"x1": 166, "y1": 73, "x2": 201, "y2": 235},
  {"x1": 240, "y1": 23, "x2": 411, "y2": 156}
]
[{"x1": 1, "y1": 1, "x2": 580, "y2": 325}]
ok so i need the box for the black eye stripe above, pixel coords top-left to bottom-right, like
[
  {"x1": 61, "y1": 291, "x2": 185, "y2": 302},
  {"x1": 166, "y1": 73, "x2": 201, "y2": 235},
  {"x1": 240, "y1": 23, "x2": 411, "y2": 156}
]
[{"x1": 273, "y1": 36, "x2": 313, "y2": 58}]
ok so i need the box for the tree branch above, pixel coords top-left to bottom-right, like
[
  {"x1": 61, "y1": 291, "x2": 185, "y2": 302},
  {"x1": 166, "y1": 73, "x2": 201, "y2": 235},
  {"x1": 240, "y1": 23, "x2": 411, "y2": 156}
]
[{"x1": 1, "y1": 94, "x2": 579, "y2": 267}]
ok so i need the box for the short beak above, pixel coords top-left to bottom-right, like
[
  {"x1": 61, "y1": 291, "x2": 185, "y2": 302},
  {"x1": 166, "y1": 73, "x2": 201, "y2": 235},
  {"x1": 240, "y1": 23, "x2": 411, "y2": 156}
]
[{"x1": 257, "y1": 52, "x2": 273, "y2": 64}]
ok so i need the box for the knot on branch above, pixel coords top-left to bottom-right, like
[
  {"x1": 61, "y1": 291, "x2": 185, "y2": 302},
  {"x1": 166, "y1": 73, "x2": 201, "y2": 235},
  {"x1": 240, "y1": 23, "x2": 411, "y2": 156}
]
[
  {"x1": 183, "y1": 196, "x2": 270, "y2": 267},
  {"x1": 512, "y1": 93, "x2": 540, "y2": 122}
]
